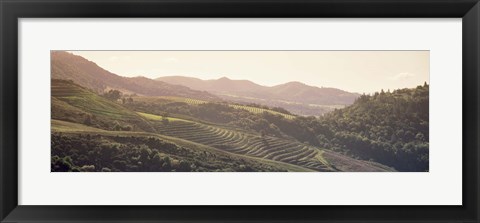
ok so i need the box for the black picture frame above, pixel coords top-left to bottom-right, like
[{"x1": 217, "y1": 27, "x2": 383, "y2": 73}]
[{"x1": 1, "y1": 0, "x2": 479, "y2": 222}]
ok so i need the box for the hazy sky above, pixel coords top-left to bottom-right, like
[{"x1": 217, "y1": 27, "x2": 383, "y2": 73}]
[{"x1": 68, "y1": 51, "x2": 429, "y2": 93}]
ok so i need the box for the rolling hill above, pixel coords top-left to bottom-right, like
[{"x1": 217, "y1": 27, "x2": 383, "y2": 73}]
[
  {"x1": 51, "y1": 51, "x2": 218, "y2": 100},
  {"x1": 51, "y1": 78, "x2": 392, "y2": 172},
  {"x1": 156, "y1": 76, "x2": 266, "y2": 93},
  {"x1": 51, "y1": 79, "x2": 155, "y2": 132},
  {"x1": 156, "y1": 76, "x2": 360, "y2": 116},
  {"x1": 269, "y1": 81, "x2": 357, "y2": 105},
  {"x1": 313, "y1": 84, "x2": 429, "y2": 171}
]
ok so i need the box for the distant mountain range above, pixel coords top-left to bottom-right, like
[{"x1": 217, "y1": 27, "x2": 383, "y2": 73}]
[
  {"x1": 51, "y1": 51, "x2": 360, "y2": 116},
  {"x1": 156, "y1": 76, "x2": 360, "y2": 116},
  {"x1": 51, "y1": 51, "x2": 218, "y2": 100},
  {"x1": 156, "y1": 76, "x2": 358, "y2": 105}
]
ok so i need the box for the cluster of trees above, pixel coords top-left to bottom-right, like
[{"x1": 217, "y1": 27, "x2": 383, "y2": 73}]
[
  {"x1": 51, "y1": 134, "x2": 186, "y2": 172},
  {"x1": 51, "y1": 133, "x2": 286, "y2": 172},
  {"x1": 102, "y1": 89, "x2": 135, "y2": 105},
  {"x1": 102, "y1": 89, "x2": 122, "y2": 101},
  {"x1": 241, "y1": 103, "x2": 293, "y2": 115},
  {"x1": 52, "y1": 79, "x2": 155, "y2": 133},
  {"x1": 57, "y1": 110, "x2": 137, "y2": 132},
  {"x1": 311, "y1": 84, "x2": 429, "y2": 171}
]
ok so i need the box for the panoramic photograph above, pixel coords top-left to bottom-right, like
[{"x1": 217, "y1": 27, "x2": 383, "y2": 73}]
[{"x1": 51, "y1": 51, "x2": 429, "y2": 172}]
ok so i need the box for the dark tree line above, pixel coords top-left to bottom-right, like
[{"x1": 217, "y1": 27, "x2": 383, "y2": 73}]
[
  {"x1": 51, "y1": 133, "x2": 286, "y2": 172},
  {"x1": 310, "y1": 84, "x2": 429, "y2": 171}
]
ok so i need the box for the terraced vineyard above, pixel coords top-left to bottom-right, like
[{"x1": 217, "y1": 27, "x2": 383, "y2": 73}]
[
  {"x1": 140, "y1": 112, "x2": 394, "y2": 172},
  {"x1": 140, "y1": 96, "x2": 296, "y2": 119},
  {"x1": 155, "y1": 96, "x2": 207, "y2": 105},
  {"x1": 229, "y1": 104, "x2": 296, "y2": 119},
  {"x1": 51, "y1": 79, "x2": 154, "y2": 132},
  {"x1": 52, "y1": 80, "x2": 141, "y2": 120},
  {"x1": 139, "y1": 113, "x2": 330, "y2": 171},
  {"x1": 52, "y1": 80, "x2": 91, "y2": 97}
]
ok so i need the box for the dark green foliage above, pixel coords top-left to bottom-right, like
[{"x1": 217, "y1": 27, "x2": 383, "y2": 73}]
[
  {"x1": 270, "y1": 106, "x2": 293, "y2": 115},
  {"x1": 312, "y1": 84, "x2": 429, "y2": 171},
  {"x1": 51, "y1": 133, "x2": 286, "y2": 172},
  {"x1": 51, "y1": 155, "x2": 79, "y2": 172},
  {"x1": 243, "y1": 103, "x2": 292, "y2": 115},
  {"x1": 102, "y1": 89, "x2": 122, "y2": 101},
  {"x1": 260, "y1": 113, "x2": 319, "y2": 145}
]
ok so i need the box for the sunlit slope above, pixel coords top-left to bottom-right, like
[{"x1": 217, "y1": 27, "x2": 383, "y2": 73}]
[
  {"x1": 51, "y1": 79, "x2": 154, "y2": 132},
  {"x1": 138, "y1": 112, "x2": 393, "y2": 172},
  {"x1": 134, "y1": 96, "x2": 296, "y2": 120},
  {"x1": 51, "y1": 119, "x2": 312, "y2": 172}
]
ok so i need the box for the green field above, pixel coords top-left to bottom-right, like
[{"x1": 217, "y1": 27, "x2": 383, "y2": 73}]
[
  {"x1": 229, "y1": 104, "x2": 296, "y2": 119},
  {"x1": 137, "y1": 112, "x2": 193, "y2": 123}
]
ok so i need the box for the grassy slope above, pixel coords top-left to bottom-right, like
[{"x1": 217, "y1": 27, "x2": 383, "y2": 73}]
[
  {"x1": 137, "y1": 112, "x2": 193, "y2": 123},
  {"x1": 134, "y1": 96, "x2": 296, "y2": 120},
  {"x1": 52, "y1": 79, "x2": 154, "y2": 132}
]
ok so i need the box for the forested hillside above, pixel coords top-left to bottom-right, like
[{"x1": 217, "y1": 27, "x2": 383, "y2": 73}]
[{"x1": 312, "y1": 84, "x2": 429, "y2": 171}]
